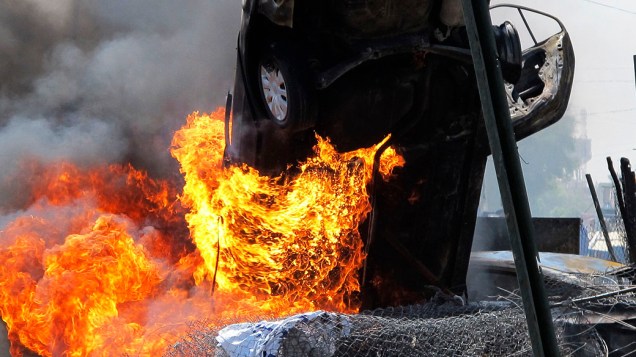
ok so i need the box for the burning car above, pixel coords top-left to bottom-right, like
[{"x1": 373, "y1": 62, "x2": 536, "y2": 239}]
[
  {"x1": 225, "y1": 0, "x2": 574, "y2": 308},
  {"x1": 0, "y1": 2, "x2": 577, "y2": 355}
]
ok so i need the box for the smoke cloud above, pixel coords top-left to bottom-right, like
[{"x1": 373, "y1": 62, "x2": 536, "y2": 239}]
[{"x1": 0, "y1": 0, "x2": 239, "y2": 214}]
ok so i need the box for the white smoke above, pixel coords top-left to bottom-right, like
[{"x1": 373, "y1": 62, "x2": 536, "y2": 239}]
[{"x1": 0, "y1": 0, "x2": 239, "y2": 213}]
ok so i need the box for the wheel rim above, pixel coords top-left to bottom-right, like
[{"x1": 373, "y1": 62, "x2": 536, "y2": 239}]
[{"x1": 260, "y1": 63, "x2": 288, "y2": 122}]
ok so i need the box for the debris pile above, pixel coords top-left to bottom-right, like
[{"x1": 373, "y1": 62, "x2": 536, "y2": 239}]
[{"x1": 168, "y1": 266, "x2": 636, "y2": 356}]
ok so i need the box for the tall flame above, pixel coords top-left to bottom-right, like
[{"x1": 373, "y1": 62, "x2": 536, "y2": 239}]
[{"x1": 0, "y1": 108, "x2": 404, "y2": 356}]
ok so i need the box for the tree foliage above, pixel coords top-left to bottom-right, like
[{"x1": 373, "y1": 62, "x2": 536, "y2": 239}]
[{"x1": 481, "y1": 112, "x2": 592, "y2": 217}]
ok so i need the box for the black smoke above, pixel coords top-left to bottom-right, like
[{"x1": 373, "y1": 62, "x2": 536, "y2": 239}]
[{"x1": 0, "y1": 0, "x2": 239, "y2": 214}]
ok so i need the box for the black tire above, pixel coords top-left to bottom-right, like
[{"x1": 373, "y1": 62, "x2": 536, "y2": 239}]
[
  {"x1": 257, "y1": 38, "x2": 316, "y2": 131},
  {"x1": 493, "y1": 21, "x2": 522, "y2": 84}
]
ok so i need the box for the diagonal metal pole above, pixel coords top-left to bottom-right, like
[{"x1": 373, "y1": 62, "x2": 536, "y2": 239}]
[{"x1": 460, "y1": 1, "x2": 559, "y2": 356}]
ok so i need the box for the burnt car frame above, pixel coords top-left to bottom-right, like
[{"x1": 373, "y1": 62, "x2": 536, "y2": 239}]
[{"x1": 224, "y1": 0, "x2": 575, "y2": 308}]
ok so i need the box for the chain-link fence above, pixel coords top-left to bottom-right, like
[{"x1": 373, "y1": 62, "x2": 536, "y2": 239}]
[
  {"x1": 582, "y1": 187, "x2": 631, "y2": 263},
  {"x1": 166, "y1": 265, "x2": 636, "y2": 357}
]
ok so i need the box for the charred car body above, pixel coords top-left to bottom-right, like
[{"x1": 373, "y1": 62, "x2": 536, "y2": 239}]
[{"x1": 225, "y1": 0, "x2": 575, "y2": 308}]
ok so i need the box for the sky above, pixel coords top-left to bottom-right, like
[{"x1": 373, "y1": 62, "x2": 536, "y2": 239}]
[{"x1": 492, "y1": 0, "x2": 636, "y2": 182}]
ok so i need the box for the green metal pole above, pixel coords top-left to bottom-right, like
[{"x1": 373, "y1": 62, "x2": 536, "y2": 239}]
[{"x1": 460, "y1": 1, "x2": 560, "y2": 356}]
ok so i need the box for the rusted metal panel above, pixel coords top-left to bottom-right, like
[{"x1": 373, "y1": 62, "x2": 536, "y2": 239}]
[
  {"x1": 470, "y1": 251, "x2": 624, "y2": 275},
  {"x1": 473, "y1": 217, "x2": 581, "y2": 254}
]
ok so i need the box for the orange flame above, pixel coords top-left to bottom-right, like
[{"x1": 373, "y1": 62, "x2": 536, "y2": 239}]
[
  {"x1": 0, "y1": 108, "x2": 404, "y2": 356},
  {"x1": 0, "y1": 163, "x2": 197, "y2": 356}
]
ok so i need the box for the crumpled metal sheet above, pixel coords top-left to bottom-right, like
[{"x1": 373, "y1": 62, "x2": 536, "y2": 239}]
[{"x1": 216, "y1": 311, "x2": 351, "y2": 357}]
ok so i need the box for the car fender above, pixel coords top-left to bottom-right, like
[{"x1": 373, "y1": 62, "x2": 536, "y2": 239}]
[{"x1": 258, "y1": 0, "x2": 294, "y2": 28}]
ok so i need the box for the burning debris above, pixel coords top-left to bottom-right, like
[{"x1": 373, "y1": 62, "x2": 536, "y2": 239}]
[
  {"x1": 0, "y1": 110, "x2": 403, "y2": 356},
  {"x1": 173, "y1": 110, "x2": 403, "y2": 315}
]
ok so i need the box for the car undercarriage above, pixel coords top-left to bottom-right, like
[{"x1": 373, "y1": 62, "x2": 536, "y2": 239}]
[{"x1": 226, "y1": 0, "x2": 575, "y2": 308}]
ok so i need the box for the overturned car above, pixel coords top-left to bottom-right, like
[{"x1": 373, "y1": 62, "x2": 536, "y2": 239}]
[{"x1": 224, "y1": 0, "x2": 575, "y2": 308}]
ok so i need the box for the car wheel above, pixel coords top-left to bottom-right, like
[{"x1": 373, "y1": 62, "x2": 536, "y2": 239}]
[
  {"x1": 257, "y1": 39, "x2": 316, "y2": 131},
  {"x1": 493, "y1": 21, "x2": 522, "y2": 84}
]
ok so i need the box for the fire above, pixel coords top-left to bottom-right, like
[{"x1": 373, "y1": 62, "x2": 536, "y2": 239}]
[
  {"x1": 171, "y1": 109, "x2": 403, "y2": 314},
  {"x1": 0, "y1": 163, "x2": 194, "y2": 356},
  {"x1": 0, "y1": 108, "x2": 404, "y2": 356}
]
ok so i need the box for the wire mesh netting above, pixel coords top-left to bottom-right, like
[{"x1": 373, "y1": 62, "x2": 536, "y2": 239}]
[
  {"x1": 166, "y1": 265, "x2": 636, "y2": 357},
  {"x1": 582, "y1": 186, "x2": 631, "y2": 263}
]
